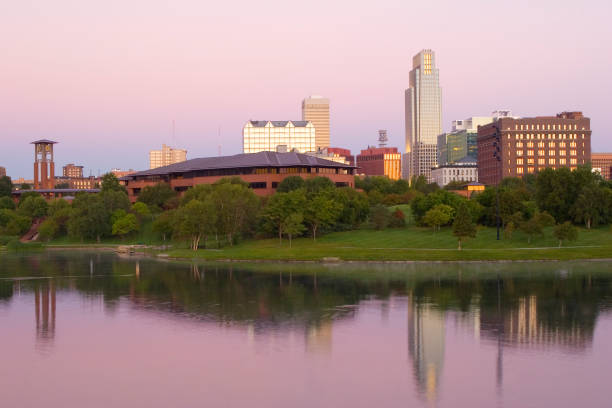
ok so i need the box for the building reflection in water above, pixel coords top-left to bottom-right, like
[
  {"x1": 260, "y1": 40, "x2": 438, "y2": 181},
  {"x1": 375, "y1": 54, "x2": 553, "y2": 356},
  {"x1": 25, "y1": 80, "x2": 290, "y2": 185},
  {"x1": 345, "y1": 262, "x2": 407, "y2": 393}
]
[
  {"x1": 34, "y1": 281, "x2": 56, "y2": 350},
  {"x1": 407, "y1": 293, "x2": 446, "y2": 405}
]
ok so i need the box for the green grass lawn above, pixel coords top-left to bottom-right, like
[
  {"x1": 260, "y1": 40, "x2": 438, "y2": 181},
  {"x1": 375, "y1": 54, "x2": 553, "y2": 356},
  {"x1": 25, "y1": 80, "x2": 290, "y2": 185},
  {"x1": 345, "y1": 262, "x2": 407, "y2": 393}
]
[{"x1": 165, "y1": 225, "x2": 612, "y2": 262}]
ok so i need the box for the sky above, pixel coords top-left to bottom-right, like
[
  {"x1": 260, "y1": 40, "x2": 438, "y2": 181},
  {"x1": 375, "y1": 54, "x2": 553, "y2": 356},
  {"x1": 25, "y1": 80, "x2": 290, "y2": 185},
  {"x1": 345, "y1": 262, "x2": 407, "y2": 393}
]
[{"x1": 1, "y1": 0, "x2": 611, "y2": 179}]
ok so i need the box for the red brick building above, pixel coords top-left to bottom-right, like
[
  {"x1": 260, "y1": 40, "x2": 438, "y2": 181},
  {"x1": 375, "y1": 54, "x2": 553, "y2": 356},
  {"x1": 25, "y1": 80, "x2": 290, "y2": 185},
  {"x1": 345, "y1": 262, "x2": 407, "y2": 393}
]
[
  {"x1": 591, "y1": 153, "x2": 612, "y2": 180},
  {"x1": 477, "y1": 112, "x2": 591, "y2": 185},
  {"x1": 121, "y1": 151, "x2": 356, "y2": 202},
  {"x1": 356, "y1": 147, "x2": 402, "y2": 180}
]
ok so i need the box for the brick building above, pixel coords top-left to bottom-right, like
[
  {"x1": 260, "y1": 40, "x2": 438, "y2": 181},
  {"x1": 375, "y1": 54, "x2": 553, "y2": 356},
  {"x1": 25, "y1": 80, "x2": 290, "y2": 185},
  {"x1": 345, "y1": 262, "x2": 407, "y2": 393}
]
[
  {"x1": 477, "y1": 112, "x2": 591, "y2": 185},
  {"x1": 356, "y1": 147, "x2": 402, "y2": 180},
  {"x1": 121, "y1": 151, "x2": 355, "y2": 202},
  {"x1": 63, "y1": 163, "x2": 84, "y2": 178},
  {"x1": 591, "y1": 153, "x2": 612, "y2": 180}
]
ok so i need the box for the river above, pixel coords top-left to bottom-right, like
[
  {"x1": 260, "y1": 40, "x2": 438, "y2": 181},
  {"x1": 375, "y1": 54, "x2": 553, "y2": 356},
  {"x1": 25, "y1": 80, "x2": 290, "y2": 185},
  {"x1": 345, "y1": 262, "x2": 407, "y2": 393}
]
[{"x1": 1, "y1": 251, "x2": 611, "y2": 407}]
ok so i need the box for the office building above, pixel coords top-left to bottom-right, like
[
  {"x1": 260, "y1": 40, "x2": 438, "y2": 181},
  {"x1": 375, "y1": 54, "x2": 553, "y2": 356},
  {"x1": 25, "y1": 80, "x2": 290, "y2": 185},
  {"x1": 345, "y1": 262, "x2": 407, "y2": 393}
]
[
  {"x1": 121, "y1": 151, "x2": 355, "y2": 201},
  {"x1": 356, "y1": 147, "x2": 402, "y2": 180},
  {"x1": 438, "y1": 116, "x2": 495, "y2": 166},
  {"x1": 404, "y1": 49, "x2": 442, "y2": 182},
  {"x1": 591, "y1": 153, "x2": 612, "y2": 180},
  {"x1": 62, "y1": 163, "x2": 84, "y2": 178},
  {"x1": 431, "y1": 158, "x2": 478, "y2": 187},
  {"x1": 328, "y1": 147, "x2": 355, "y2": 166},
  {"x1": 149, "y1": 144, "x2": 187, "y2": 169},
  {"x1": 306, "y1": 147, "x2": 351, "y2": 165},
  {"x1": 302, "y1": 96, "x2": 330, "y2": 149},
  {"x1": 0, "y1": 166, "x2": 6, "y2": 177},
  {"x1": 243, "y1": 120, "x2": 315, "y2": 154},
  {"x1": 477, "y1": 112, "x2": 591, "y2": 185}
]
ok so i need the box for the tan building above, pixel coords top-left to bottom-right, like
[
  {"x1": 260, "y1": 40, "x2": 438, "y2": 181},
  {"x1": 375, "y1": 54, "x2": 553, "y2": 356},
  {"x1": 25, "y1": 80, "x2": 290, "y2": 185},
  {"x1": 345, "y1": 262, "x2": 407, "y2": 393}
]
[
  {"x1": 356, "y1": 147, "x2": 402, "y2": 180},
  {"x1": 302, "y1": 96, "x2": 330, "y2": 149},
  {"x1": 0, "y1": 166, "x2": 6, "y2": 177},
  {"x1": 63, "y1": 163, "x2": 84, "y2": 178},
  {"x1": 111, "y1": 168, "x2": 136, "y2": 179},
  {"x1": 243, "y1": 121, "x2": 315, "y2": 154},
  {"x1": 149, "y1": 144, "x2": 187, "y2": 169},
  {"x1": 591, "y1": 153, "x2": 612, "y2": 180},
  {"x1": 55, "y1": 176, "x2": 100, "y2": 189},
  {"x1": 477, "y1": 112, "x2": 591, "y2": 185}
]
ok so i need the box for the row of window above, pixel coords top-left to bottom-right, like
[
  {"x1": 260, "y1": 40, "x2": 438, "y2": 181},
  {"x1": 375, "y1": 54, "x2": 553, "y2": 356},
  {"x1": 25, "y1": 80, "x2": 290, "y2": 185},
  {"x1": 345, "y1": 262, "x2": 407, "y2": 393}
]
[
  {"x1": 516, "y1": 150, "x2": 578, "y2": 157},
  {"x1": 516, "y1": 165, "x2": 578, "y2": 174},
  {"x1": 514, "y1": 123, "x2": 582, "y2": 131},
  {"x1": 516, "y1": 141, "x2": 578, "y2": 148},
  {"x1": 516, "y1": 158, "x2": 577, "y2": 165}
]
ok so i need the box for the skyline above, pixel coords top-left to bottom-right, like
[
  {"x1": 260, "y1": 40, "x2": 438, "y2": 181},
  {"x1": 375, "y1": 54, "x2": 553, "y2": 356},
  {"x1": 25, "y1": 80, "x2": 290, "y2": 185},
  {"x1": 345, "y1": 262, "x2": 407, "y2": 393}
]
[{"x1": 1, "y1": 0, "x2": 610, "y2": 178}]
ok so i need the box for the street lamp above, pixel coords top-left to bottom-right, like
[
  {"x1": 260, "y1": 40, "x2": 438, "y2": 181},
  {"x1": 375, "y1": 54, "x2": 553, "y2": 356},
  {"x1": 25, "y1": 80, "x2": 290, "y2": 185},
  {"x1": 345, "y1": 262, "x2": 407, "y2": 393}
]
[{"x1": 492, "y1": 134, "x2": 502, "y2": 240}]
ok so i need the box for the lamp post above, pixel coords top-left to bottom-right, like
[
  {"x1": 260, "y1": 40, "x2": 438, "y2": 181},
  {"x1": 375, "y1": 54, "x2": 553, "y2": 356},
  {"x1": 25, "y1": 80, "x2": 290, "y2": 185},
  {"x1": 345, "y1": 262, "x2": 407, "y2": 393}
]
[{"x1": 493, "y1": 134, "x2": 502, "y2": 240}]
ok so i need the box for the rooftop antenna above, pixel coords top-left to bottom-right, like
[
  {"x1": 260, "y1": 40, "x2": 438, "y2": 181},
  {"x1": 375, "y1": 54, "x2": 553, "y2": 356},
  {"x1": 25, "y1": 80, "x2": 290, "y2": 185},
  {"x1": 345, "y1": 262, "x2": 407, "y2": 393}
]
[
  {"x1": 378, "y1": 130, "x2": 388, "y2": 147},
  {"x1": 172, "y1": 119, "x2": 176, "y2": 146}
]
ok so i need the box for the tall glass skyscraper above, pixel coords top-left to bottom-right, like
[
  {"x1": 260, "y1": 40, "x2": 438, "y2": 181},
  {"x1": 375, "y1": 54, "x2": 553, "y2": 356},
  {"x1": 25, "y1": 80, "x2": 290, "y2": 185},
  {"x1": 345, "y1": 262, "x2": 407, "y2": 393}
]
[{"x1": 404, "y1": 49, "x2": 442, "y2": 182}]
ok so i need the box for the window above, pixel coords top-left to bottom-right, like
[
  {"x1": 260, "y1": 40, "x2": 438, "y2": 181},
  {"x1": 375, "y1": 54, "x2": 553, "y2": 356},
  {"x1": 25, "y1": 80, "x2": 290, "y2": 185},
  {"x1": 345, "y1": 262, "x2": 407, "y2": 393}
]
[
  {"x1": 550, "y1": 150, "x2": 556, "y2": 156},
  {"x1": 517, "y1": 150, "x2": 524, "y2": 156},
  {"x1": 570, "y1": 158, "x2": 577, "y2": 165},
  {"x1": 538, "y1": 150, "x2": 545, "y2": 156},
  {"x1": 560, "y1": 150, "x2": 566, "y2": 156},
  {"x1": 549, "y1": 158, "x2": 556, "y2": 165},
  {"x1": 527, "y1": 150, "x2": 534, "y2": 156},
  {"x1": 548, "y1": 142, "x2": 555, "y2": 148},
  {"x1": 528, "y1": 167, "x2": 535, "y2": 173},
  {"x1": 538, "y1": 158, "x2": 545, "y2": 165},
  {"x1": 516, "y1": 142, "x2": 523, "y2": 148},
  {"x1": 516, "y1": 158, "x2": 524, "y2": 165},
  {"x1": 527, "y1": 158, "x2": 534, "y2": 165},
  {"x1": 559, "y1": 158, "x2": 566, "y2": 165},
  {"x1": 570, "y1": 150, "x2": 577, "y2": 156},
  {"x1": 517, "y1": 167, "x2": 524, "y2": 174}
]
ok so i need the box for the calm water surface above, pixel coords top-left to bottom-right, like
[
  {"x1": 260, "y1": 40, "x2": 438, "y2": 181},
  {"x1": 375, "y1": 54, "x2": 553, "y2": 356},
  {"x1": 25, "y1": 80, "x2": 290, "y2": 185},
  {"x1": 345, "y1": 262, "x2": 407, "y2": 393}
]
[{"x1": 1, "y1": 251, "x2": 612, "y2": 408}]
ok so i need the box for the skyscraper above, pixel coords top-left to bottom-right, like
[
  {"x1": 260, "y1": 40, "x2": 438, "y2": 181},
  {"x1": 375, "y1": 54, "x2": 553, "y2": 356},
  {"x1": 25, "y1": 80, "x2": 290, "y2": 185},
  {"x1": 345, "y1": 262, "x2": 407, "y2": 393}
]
[
  {"x1": 404, "y1": 50, "x2": 442, "y2": 182},
  {"x1": 302, "y1": 96, "x2": 330, "y2": 149}
]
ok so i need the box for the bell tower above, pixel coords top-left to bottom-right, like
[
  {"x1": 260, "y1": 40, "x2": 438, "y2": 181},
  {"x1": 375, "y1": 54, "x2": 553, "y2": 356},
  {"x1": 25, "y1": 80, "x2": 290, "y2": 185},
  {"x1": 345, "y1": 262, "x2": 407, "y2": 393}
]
[{"x1": 32, "y1": 139, "x2": 57, "y2": 189}]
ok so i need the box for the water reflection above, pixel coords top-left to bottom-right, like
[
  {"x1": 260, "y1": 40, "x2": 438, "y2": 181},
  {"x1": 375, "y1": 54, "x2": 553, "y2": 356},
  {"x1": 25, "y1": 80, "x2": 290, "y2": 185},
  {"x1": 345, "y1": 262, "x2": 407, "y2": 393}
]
[{"x1": 1, "y1": 252, "x2": 612, "y2": 407}]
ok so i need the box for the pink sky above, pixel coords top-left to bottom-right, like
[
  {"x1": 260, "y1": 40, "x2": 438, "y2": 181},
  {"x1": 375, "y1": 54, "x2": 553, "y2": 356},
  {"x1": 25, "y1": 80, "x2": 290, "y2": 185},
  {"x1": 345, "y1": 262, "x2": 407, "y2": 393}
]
[{"x1": 1, "y1": 0, "x2": 610, "y2": 178}]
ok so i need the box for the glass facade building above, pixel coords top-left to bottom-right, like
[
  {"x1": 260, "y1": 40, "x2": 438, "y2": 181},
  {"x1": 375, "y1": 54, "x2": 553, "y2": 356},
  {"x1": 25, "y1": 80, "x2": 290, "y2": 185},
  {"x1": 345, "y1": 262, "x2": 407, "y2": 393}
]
[
  {"x1": 404, "y1": 50, "x2": 442, "y2": 182},
  {"x1": 243, "y1": 121, "x2": 316, "y2": 154}
]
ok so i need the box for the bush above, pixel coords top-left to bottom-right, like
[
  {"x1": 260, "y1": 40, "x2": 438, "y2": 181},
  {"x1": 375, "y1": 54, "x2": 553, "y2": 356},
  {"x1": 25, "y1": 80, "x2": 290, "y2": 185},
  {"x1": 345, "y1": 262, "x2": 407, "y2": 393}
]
[
  {"x1": 38, "y1": 219, "x2": 59, "y2": 241},
  {"x1": 370, "y1": 205, "x2": 391, "y2": 230},
  {"x1": 389, "y1": 208, "x2": 406, "y2": 228}
]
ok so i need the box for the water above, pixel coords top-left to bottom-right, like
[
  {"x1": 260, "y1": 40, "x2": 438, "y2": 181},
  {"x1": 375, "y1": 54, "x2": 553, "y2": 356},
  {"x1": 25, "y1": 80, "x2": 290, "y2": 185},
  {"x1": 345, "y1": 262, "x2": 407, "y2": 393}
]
[{"x1": 1, "y1": 251, "x2": 612, "y2": 408}]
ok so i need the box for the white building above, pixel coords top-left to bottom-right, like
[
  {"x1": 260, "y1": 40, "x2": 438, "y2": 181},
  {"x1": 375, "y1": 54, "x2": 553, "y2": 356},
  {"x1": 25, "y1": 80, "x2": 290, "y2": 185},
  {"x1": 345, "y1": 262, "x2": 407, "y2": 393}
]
[
  {"x1": 404, "y1": 49, "x2": 442, "y2": 182},
  {"x1": 243, "y1": 120, "x2": 315, "y2": 154},
  {"x1": 431, "y1": 158, "x2": 478, "y2": 187},
  {"x1": 149, "y1": 144, "x2": 187, "y2": 169}
]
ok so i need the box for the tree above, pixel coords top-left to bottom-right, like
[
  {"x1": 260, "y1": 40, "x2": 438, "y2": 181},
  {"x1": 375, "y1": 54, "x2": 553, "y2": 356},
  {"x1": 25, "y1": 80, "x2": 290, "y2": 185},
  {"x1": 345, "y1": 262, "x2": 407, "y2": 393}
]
[
  {"x1": 70, "y1": 194, "x2": 111, "y2": 242},
  {"x1": 276, "y1": 176, "x2": 306, "y2": 193},
  {"x1": 131, "y1": 202, "x2": 151, "y2": 220},
  {"x1": 137, "y1": 182, "x2": 177, "y2": 211},
  {"x1": 112, "y1": 213, "x2": 139, "y2": 240},
  {"x1": 422, "y1": 204, "x2": 453, "y2": 232},
  {"x1": 305, "y1": 176, "x2": 335, "y2": 194},
  {"x1": 370, "y1": 205, "x2": 391, "y2": 230},
  {"x1": 303, "y1": 191, "x2": 342, "y2": 240},
  {"x1": 18, "y1": 196, "x2": 48, "y2": 218},
  {"x1": 38, "y1": 218, "x2": 59, "y2": 241},
  {"x1": 519, "y1": 211, "x2": 555, "y2": 244},
  {"x1": 180, "y1": 184, "x2": 213, "y2": 206},
  {"x1": 334, "y1": 188, "x2": 370, "y2": 229},
  {"x1": 0, "y1": 210, "x2": 31, "y2": 236},
  {"x1": 453, "y1": 202, "x2": 477, "y2": 250},
  {"x1": 20, "y1": 183, "x2": 31, "y2": 190},
  {"x1": 100, "y1": 190, "x2": 130, "y2": 213},
  {"x1": 152, "y1": 210, "x2": 175, "y2": 242},
  {"x1": 554, "y1": 222, "x2": 578, "y2": 247},
  {"x1": 100, "y1": 173, "x2": 126, "y2": 193},
  {"x1": 0, "y1": 197, "x2": 15, "y2": 210},
  {"x1": 260, "y1": 189, "x2": 306, "y2": 244},
  {"x1": 0, "y1": 176, "x2": 13, "y2": 197},
  {"x1": 571, "y1": 185, "x2": 605, "y2": 229},
  {"x1": 174, "y1": 199, "x2": 217, "y2": 250},
  {"x1": 210, "y1": 182, "x2": 260, "y2": 245},
  {"x1": 282, "y1": 212, "x2": 305, "y2": 248}
]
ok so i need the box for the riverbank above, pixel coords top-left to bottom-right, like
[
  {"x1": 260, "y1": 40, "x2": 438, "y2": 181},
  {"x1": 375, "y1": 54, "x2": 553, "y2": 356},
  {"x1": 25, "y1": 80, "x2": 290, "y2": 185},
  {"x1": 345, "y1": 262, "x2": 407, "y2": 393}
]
[{"x1": 6, "y1": 225, "x2": 612, "y2": 262}]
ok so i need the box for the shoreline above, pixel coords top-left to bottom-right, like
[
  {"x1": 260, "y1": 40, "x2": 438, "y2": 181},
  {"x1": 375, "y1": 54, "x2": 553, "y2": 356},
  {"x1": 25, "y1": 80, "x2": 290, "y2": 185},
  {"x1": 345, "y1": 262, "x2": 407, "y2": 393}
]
[{"x1": 25, "y1": 245, "x2": 612, "y2": 265}]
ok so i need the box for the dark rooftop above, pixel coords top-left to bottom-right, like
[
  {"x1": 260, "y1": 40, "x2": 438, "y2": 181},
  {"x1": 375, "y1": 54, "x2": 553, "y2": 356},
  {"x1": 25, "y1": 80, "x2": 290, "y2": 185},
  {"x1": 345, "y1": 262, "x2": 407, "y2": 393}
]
[
  {"x1": 124, "y1": 151, "x2": 354, "y2": 178},
  {"x1": 12, "y1": 188, "x2": 100, "y2": 195},
  {"x1": 31, "y1": 139, "x2": 58, "y2": 144}
]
